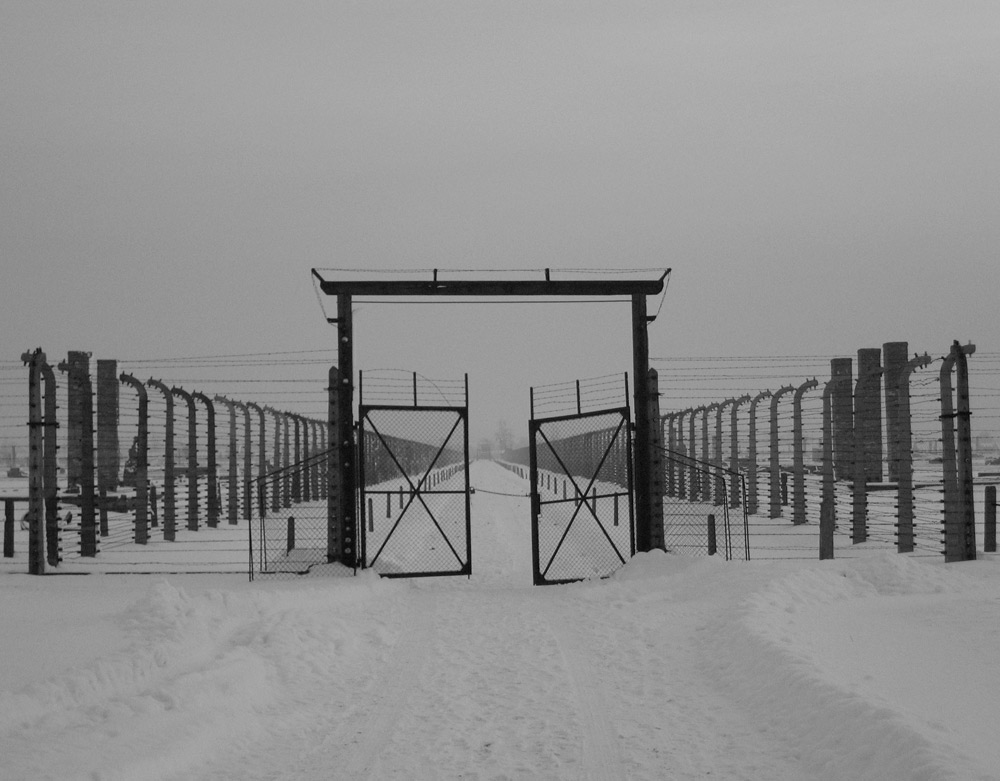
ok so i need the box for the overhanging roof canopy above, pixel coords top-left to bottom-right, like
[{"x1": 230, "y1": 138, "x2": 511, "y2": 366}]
[{"x1": 311, "y1": 268, "x2": 669, "y2": 298}]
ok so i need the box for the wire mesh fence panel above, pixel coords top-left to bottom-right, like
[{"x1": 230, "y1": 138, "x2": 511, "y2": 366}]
[
  {"x1": 530, "y1": 407, "x2": 634, "y2": 584},
  {"x1": 359, "y1": 406, "x2": 470, "y2": 578},
  {"x1": 661, "y1": 451, "x2": 747, "y2": 560},
  {"x1": 248, "y1": 450, "x2": 344, "y2": 580}
]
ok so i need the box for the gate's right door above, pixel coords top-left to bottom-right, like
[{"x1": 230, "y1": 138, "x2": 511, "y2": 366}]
[{"x1": 529, "y1": 406, "x2": 635, "y2": 585}]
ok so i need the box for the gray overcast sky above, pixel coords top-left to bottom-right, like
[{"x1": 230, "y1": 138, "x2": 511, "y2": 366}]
[{"x1": 3, "y1": 1, "x2": 999, "y2": 441}]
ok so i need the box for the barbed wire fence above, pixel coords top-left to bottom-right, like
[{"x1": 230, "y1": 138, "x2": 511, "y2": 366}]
[
  {"x1": 2, "y1": 349, "x2": 336, "y2": 574},
  {"x1": 653, "y1": 345, "x2": 999, "y2": 560}
]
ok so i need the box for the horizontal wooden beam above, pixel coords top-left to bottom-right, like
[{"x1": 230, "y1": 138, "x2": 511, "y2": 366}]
[{"x1": 311, "y1": 270, "x2": 667, "y2": 298}]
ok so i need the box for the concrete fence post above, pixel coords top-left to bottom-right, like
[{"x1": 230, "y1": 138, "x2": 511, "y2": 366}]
[
  {"x1": 121, "y1": 374, "x2": 149, "y2": 544},
  {"x1": 663, "y1": 413, "x2": 674, "y2": 498},
  {"x1": 171, "y1": 387, "x2": 199, "y2": 531},
  {"x1": 831, "y1": 358, "x2": 853, "y2": 482},
  {"x1": 768, "y1": 385, "x2": 795, "y2": 519},
  {"x1": 282, "y1": 412, "x2": 291, "y2": 509},
  {"x1": 96, "y1": 359, "x2": 119, "y2": 497},
  {"x1": 895, "y1": 352, "x2": 932, "y2": 552},
  {"x1": 729, "y1": 395, "x2": 751, "y2": 508},
  {"x1": 852, "y1": 362, "x2": 884, "y2": 544},
  {"x1": 292, "y1": 415, "x2": 302, "y2": 504},
  {"x1": 246, "y1": 402, "x2": 265, "y2": 518},
  {"x1": 146, "y1": 379, "x2": 176, "y2": 541},
  {"x1": 193, "y1": 392, "x2": 218, "y2": 527},
  {"x1": 746, "y1": 390, "x2": 771, "y2": 516},
  {"x1": 713, "y1": 401, "x2": 731, "y2": 507},
  {"x1": 941, "y1": 341, "x2": 977, "y2": 562},
  {"x1": 702, "y1": 404, "x2": 717, "y2": 502},
  {"x1": 674, "y1": 411, "x2": 687, "y2": 500},
  {"x1": 22, "y1": 349, "x2": 46, "y2": 573},
  {"x1": 821, "y1": 374, "x2": 851, "y2": 559},
  {"x1": 60, "y1": 353, "x2": 97, "y2": 556},
  {"x1": 215, "y1": 396, "x2": 239, "y2": 525},
  {"x1": 856, "y1": 348, "x2": 884, "y2": 483},
  {"x1": 41, "y1": 360, "x2": 59, "y2": 564},
  {"x1": 985, "y1": 486, "x2": 997, "y2": 554},
  {"x1": 689, "y1": 408, "x2": 700, "y2": 501},
  {"x1": 792, "y1": 378, "x2": 819, "y2": 525}
]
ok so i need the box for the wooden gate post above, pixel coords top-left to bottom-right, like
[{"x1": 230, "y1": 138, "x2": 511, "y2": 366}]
[
  {"x1": 646, "y1": 369, "x2": 665, "y2": 552},
  {"x1": 632, "y1": 295, "x2": 656, "y2": 552}
]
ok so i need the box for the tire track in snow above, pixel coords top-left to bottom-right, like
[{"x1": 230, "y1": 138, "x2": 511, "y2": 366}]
[
  {"x1": 326, "y1": 590, "x2": 439, "y2": 780},
  {"x1": 539, "y1": 597, "x2": 628, "y2": 781}
]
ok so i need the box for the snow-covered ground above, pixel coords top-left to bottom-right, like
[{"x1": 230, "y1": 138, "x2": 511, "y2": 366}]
[{"x1": 2, "y1": 460, "x2": 999, "y2": 780}]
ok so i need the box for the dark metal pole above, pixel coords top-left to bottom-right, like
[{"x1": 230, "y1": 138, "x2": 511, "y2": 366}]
[
  {"x1": 632, "y1": 294, "x2": 657, "y2": 550},
  {"x1": 336, "y1": 292, "x2": 357, "y2": 566}
]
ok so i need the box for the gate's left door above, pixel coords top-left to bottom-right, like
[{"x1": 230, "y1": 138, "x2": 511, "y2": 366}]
[{"x1": 358, "y1": 405, "x2": 471, "y2": 577}]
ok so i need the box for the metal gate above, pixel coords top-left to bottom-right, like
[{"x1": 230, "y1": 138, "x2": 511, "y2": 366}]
[
  {"x1": 529, "y1": 377, "x2": 635, "y2": 585},
  {"x1": 358, "y1": 376, "x2": 471, "y2": 578}
]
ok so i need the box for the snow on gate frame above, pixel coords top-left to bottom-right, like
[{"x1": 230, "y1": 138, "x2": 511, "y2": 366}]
[{"x1": 310, "y1": 267, "x2": 671, "y2": 570}]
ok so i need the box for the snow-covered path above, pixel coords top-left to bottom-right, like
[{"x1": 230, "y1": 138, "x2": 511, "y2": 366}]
[
  {"x1": 186, "y1": 462, "x2": 810, "y2": 781},
  {"x1": 3, "y1": 461, "x2": 1000, "y2": 780}
]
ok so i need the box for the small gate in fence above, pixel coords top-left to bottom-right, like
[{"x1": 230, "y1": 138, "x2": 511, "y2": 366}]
[
  {"x1": 661, "y1": 449, "x2": 750, "y2": 560},
  {"x1": 248, "y1": 449, "x2": 336, "y2": 579},
  {"x1": 528, "y1": 377, "x2": 635, "y2": 585},
  {"x1": 358, "y1": 375, "x2": 471, "y2": 578}
]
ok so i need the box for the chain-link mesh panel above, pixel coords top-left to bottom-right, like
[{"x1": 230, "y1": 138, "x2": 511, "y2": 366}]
[
  {"x1": 659, "y1": 448, "x2": 749, "y2": 560},
  {"x1": 248, "y1": 450, "x2": 346, "y2": 580},
  {"x1": 359, "y1": 407, "x2": 470, "y2": 577},
  {"x1": 532, "y1": 409, "x2": 633, "y2": 584}
]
